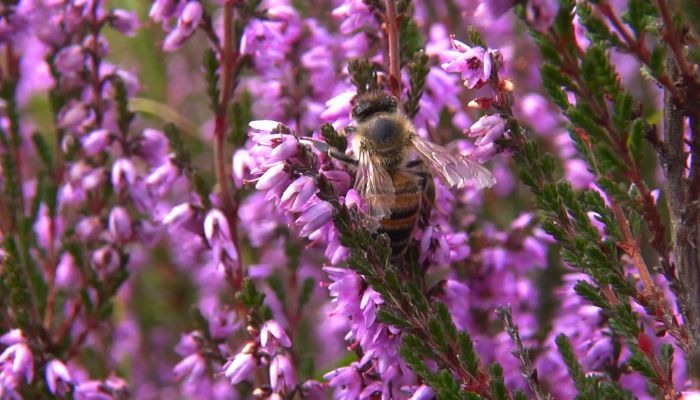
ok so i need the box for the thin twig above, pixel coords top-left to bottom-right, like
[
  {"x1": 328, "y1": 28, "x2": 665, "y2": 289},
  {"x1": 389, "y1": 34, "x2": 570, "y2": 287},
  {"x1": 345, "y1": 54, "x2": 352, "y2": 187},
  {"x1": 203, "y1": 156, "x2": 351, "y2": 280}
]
[
  {"x1": 656, "y1": 0, "x2": 694, "y2": 77},
  {"x1": 497, "y1": 305, "x2": 553, "y2": 400},
  {"x1": 214, "y1": 0, "x2": 243, "y2": 289},
  {"x1": 384, "y1": 0, "x2": 401, "y2": 96}
]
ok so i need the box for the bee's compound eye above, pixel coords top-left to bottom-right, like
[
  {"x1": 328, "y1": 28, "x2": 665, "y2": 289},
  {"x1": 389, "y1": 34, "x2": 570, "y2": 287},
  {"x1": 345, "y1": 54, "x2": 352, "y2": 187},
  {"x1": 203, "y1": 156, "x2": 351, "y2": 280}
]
[{"x1": 352, "y1": 102, "x2": 372, "y2": 120}]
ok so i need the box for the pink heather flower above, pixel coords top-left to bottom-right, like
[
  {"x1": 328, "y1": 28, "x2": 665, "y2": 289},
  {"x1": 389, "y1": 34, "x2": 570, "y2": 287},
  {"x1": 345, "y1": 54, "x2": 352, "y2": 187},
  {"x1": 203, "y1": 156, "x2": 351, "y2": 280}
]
[
  {"x1": 280, "y1": 176, "x2": 317, "y2": 213},
  {"x1": 109, "y1": 10, "x2": 139, "y2": 36},
  {"x1": 296, "y1": 201, "x2": 332, "y2": 237},
  {"x1": 149, "y1": 0, "x2": 180, "y2": 23},
  {"x1": 410, "y1": 385, "x2": 436, "y2": 400},
  {"x1": 55, "y1": 44, "x2": 85, "y2": 74},
  {"x1": 45, "y1": 359, "x2": 72, "y2": 396},
  {"x1": 139, "y1": 128, "x2": 169, "y2": 165},
  {"x1": 162, "y1": 1, "x2": 203, "y2": 51},
  {"x1": 255, "y1": 163, "x2": 289, "y2": 191},
  {"x1": 260, "y1": 320, "x2": 292, "y2": 348},
  {"x1": 323, "y1": 365, "x2": 362, "y2": 400},
  {"x1": 466, "y1": 114, "x2": 507, "y2": 146},
  {"x1": 81, "y1": 128, "x2": 112, "y2": 156},
  {"x1": 108, "y1": 207, "x2": 133, "y2": 242},
  {"x1": 526, "y1": 0, "x2": 559, "y2": 31},
  {"x1": 173, "y1": 353, "x2": 206, "y2": 385},
  {"x1": 440, "y1": 36, "x2": 492, "y2": 89},
  {"x1": 269, "y1": 354, "x2": 295, "y2": 392},
  {"x1": 146, "y1": 157, "x2": 179, "y2": 194},
  {"x1": 0, "y1": 338, "x2": 34, "y2": 387},
  {"x1": 74, "y1": 375, "x2": 128, "y2": 399},
  {"x1": 56, "y1": 253, "x2": 81, "y2": 290},
  {"x1": 111, "y1": 158, "x2": 136, "y2": 190},
  {"x1": 224, "y1": 353, "x2": 257, "y2": 385},
  {"x1": 162, "y1": 202, "x2": 196, "y2": 227}
]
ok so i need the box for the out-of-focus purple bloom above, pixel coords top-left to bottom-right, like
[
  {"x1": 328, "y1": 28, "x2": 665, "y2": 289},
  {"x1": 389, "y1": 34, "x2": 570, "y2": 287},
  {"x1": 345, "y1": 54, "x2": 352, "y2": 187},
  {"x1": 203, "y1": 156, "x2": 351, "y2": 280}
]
[
  {"x1": 146, "y1": 157, "x2": 179, "y2": 195},
  {"x1": 45, "y1": 359, "x2": 72, "y2": 396},
  {"x1": 410, "y1": 384, "x2": 436, "y2": 400},
  {"x1": 0, "y1": 332, "x2": 34, "y2": 389},
  {"x1": 112, "y1": 158, "x2": 136, "y2": 190},
  {"x1": 139, "y1": 128, "x2": 170, "y2": 165},
  {"x1": 74, "y1": 375, "x2": 128, "y2": 400},
  {"x1": 81, "y1": 128, "x2": 112, "y2": 156},
  {"x1": 269, "y1": 354, "x2": 295, "y2": 392},
  {"x1": 149, "y1": 0, "x2": 180, "y2": 23},
  {"x1": 109, "y1": 207, "x2": 133, "y2": 242},
  {"x1": 162, "y1": 1, "x2": 202, "y2": 52},
  {"x1": 526, "y1": 0, "x2": 559, "y2": 31},
  {"x1": 473, "y1": 0, "x2": 517, "y2": 20},
  {"x1": 109, "y1": 10, "x2": 139, "y2": 36},
  {"x1": 173, "y1": 353, "x2": 206, "y2": 385},
  {"x1": 323, "y1": 365, "x2": 362, "y2": 400},
  {"x1": 440, "y1": 37, "x2": 492, "y2": 89},
  {"x1": 55, "y1": 44, "x2": 85, "y2": 74},
  {"x1": 223, "y1": 352, "x2": 257, "y2": 385},
  {"x1": 56, "y1": 252, "x2": 81, "y2": 290}
]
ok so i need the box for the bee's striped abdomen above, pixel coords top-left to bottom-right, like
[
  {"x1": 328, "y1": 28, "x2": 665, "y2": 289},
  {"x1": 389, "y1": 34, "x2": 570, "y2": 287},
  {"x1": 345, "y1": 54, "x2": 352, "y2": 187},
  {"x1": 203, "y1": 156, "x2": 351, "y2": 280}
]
[{"x1": 379, "y1": 171, "x2": 421, "y2": 258}]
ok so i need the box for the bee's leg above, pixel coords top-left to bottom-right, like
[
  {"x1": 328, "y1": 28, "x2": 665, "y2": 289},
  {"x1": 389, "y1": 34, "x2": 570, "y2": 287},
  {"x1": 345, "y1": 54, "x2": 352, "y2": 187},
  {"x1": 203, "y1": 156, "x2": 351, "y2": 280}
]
[
  {"x1": 404, "y1": 159, "x2": 424, "y2": 169},
  {"x1": 327, "y1": 148, "x2": 358, "y2": 166}
]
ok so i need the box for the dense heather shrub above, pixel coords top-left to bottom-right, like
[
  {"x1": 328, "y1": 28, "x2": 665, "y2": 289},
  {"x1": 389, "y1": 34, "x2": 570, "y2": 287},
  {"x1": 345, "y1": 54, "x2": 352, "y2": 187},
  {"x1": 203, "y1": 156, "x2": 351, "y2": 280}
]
[{"x1": 0, "y1": 0, "x2": 699, "y2": 399}]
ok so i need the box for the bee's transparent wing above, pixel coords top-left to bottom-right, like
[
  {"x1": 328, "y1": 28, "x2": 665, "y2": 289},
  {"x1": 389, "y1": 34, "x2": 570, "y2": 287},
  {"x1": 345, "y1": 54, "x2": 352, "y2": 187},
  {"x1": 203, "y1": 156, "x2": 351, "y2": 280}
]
[
  {"x1": 410, "y1": 134, "x2": 496, "y2": 190},
  {"x1": 355, "y1": 146, "x2": 395, "y2": 220}
]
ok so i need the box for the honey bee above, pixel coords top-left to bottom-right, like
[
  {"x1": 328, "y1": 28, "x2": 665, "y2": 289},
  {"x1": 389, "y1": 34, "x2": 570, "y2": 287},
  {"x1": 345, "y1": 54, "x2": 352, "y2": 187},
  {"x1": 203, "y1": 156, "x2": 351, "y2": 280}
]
[{"x1": 310, "y1": 90, "x2": 496, "y2": 258}]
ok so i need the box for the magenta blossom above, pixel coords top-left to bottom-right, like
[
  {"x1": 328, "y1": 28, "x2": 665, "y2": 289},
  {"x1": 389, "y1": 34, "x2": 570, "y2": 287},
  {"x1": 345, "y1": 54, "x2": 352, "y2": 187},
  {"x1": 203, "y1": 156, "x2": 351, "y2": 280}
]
[{"x1": 440, "y1": 36, "x2": 493, "y2": 88}]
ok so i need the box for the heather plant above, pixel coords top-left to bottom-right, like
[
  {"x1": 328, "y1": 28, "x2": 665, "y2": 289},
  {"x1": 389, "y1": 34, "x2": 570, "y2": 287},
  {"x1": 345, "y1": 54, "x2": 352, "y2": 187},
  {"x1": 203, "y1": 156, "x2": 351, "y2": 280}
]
[{"x1": 1, "y1": 0, "x2": 700, "y2": 399}]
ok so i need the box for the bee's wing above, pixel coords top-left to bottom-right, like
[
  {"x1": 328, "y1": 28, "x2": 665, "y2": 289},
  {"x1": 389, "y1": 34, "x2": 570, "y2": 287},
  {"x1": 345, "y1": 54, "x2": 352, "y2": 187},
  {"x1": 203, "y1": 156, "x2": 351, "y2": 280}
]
[
  {"x1": 355, "y1": 145, "x2": 395, "y2": 220},
  {"x1": 410, "y1": 134, "x2": 496, "y2": 190}
]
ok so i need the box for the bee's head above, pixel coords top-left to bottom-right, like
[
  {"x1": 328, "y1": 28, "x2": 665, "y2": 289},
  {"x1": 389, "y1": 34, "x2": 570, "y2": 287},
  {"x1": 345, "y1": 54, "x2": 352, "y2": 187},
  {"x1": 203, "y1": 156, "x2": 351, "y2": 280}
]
[{"x1": 351, "y1": 90, "x2": 399, "y2": 122}]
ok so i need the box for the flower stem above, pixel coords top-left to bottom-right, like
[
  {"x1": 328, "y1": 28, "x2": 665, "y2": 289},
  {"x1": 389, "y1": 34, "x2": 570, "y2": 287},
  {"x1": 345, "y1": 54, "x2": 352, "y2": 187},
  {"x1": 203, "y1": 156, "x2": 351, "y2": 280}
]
[
  {"x1": 214, "y1": 0, "x2": 243, "y2": 289},
  {"x1": 384, "y1": 0, "x2": 401, "y2": 97}
]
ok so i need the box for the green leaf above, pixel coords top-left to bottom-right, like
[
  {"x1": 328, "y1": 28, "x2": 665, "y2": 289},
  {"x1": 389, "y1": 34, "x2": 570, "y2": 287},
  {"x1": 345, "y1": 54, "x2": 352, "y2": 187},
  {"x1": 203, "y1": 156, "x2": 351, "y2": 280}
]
[
  {"x1": 348, "y1": 58, "x2": 378, "y2": 94},
  {"x1": 457, "y1": 331, "x2": 480, "y2": 376},
  {"x1": 405, "y1": 50, "x2": 430, "y2": 118},
  {"x1": 573, "y1": 280, "x2": 611, "y2": 310},
  {"x1": 320, "y1": 123, "x2": 347, "y2": 152},
  {"x1": 297, "y1": 277, "x2": 316, "y2": 310},
  {"x1": 399, "y1": 18, "x2": 425, "y2": 64},
  {"x1": 627, "y1": 347, "x2": 657, "y2": 380},
  {"x1": 627, "y1": 118, "x2": 644, "y2": 164},
  {"x1": 555, "y1": 334, "x2": 587, "y2": 391},
  {"x1": 489, "y1": 363, "x2": 509, "y2": 400},
  {"x1": 376, "y1": 308, "x2": 413, "y2": 329},
  {"x1": 31, "y1": 133, "x2": 53, "y2": 167},
  {"x1": 203, "y1": 49, "x2": 221, "y2": 114}
]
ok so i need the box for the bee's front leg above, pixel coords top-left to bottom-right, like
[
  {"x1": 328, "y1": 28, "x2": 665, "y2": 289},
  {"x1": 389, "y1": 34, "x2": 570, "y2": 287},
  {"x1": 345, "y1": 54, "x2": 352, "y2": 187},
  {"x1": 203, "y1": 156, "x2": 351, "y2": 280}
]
[{"x1": 327, "y1": 148, "x2": 358, "y2": 167}]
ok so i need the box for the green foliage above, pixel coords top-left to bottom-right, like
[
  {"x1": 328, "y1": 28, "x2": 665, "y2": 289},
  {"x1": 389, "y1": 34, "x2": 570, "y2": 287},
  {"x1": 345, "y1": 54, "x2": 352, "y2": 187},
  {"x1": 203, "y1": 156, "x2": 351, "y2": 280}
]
[
  {"x1": 622, "y1": 0, "x2": 657, "y2": 36},
  {"x1": 399, "y1": 18, "x2": 424, "y2": 65},
  {"x1": 489, "y1": 364, "x2": 509, "y2": 400},
  {"x1": 112, "y1": 76, "x2": 136, "y2": 136},
  {"x1": 320, "y1": 123, "x2": 347, "y2": 152},
  {"x1": 348, "y1": 58, "x2": 379, "y2": 94},
  {"x1": 163, "y1": 123, "x2": 211, "y2": 207},
  {"x1": 228, "y1": 90, "x2": 252, "y2": 147},
  {"x1": 555, "y1": 334, "x2": 586, "y2": 391},
  {"x1": 405, "y1": 50, "x2": 429, "y2": 118},
  {"x1": 204, "y1": 49, "x2": 221, "y2": 114}
]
